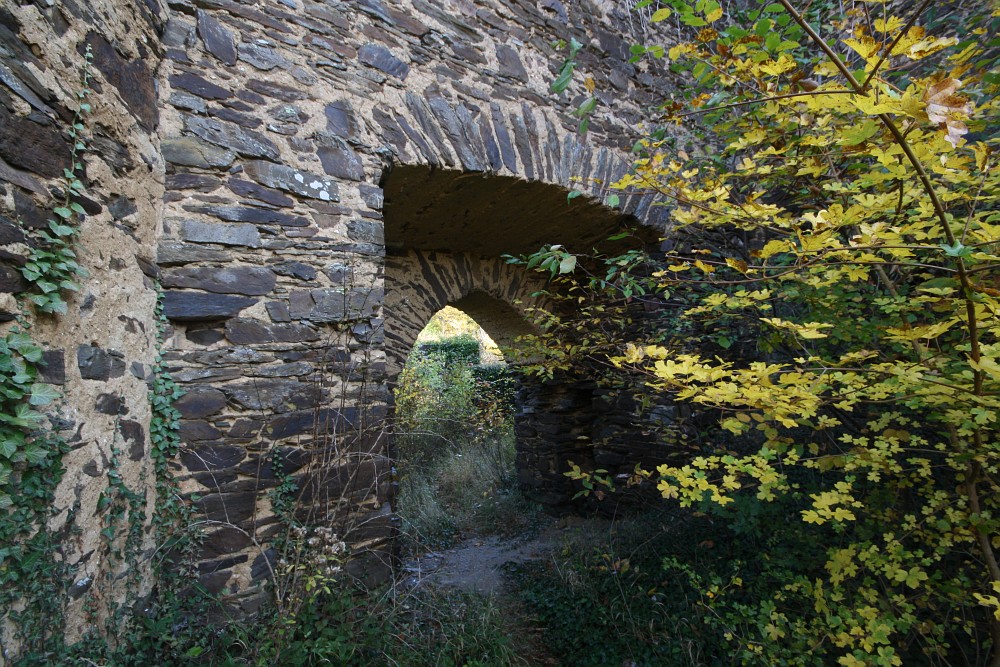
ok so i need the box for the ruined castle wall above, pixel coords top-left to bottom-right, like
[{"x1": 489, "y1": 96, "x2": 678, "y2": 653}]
[
  {"x1": 153, "y1": 0, "x2": 677, "y2": 608},
  {"x1": 1, "y1": 0, "x2": 687, "y2": 644},
  {"x1": 0, "y1": 0, "x2": 168, "y2": 652}
]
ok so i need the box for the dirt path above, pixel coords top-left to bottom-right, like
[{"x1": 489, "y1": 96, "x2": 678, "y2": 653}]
[{"x1": 400, "y1": 518, "x2": 579, "y2": 594}]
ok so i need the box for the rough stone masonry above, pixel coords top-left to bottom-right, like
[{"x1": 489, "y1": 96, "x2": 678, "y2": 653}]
[{"x1": 0, "y1": 0, "x2": 685, "y2": 646}]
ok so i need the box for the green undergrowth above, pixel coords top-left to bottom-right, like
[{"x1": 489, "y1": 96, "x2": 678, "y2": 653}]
[
  {"x1": 47, "y1": 579, "x2": 525, "y2": 666},
  {"x1": 394, "y1": 332, "x2": 540, "y2": 551}
]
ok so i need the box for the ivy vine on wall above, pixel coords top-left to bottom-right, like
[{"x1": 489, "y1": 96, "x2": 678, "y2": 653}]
[{"x1": 0, "y1": 46, "x2": 93, "y2": 657}]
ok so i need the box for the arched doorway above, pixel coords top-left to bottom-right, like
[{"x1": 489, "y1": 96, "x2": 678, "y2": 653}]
[{"x1": 392, "y1": 305, "x2": 525, "y2": 549}]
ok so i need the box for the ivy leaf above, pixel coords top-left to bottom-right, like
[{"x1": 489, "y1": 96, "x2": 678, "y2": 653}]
[
  {"x1": 29, "y1": 383, "x2": 60, "y2": 406},
  {"x1": 0, "y1": 439, "x2": 17, "y2": 459},
  {"x1": 49, "y1": 221, "x2": 75, "y2": 237}
]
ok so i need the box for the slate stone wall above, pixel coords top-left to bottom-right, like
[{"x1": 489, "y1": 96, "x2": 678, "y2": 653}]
[
  {"x1": 154, "y1": 0, "x2": 681, "y2": 606},
  {"x1": 0, "y1": 0, "x2": 168, "y2": 650},
  {"x1": 3, "y1": 0, "x2": 690, "y2": 635}
]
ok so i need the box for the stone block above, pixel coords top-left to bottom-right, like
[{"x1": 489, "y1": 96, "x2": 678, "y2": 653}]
[
  {"x1": 238, "y1": 42, "x2": 288, "y2": 70},
  {"x1": 197, "y1": 9, "x2": 237, "y2": 65},
  {"x1": 358, "y1": 43, "x2": 409, "y2": 79},
  {"x1": 174, "y1": 387, "x2": 228, "y2": 419},
  {"x1": 221, "y1": 378, "x2": 322, "y2": 411},
  {"x1": 228, "y1": 178, "x2": 293, "y2": 208},
  {"x1": 161, "y1": 266, "x2": 276, "y2": 295},
  {"x1": 169, "y1": 72, "x2": 232, "y2": 100},
  {"x1": 162, "y1": 136, "x2": 236, "y2": 168},
  {"x1": 224, "y1": 318, "x2": 320, "y2": 345},
  {"x1": 38, "y1": 349, "x2": 65, "y2": 385},
  {"x1": 157, "y1": 241, "x2": 232, "y2": 266},
  {"x1": 184, "y1": 115, "x2": 280, "y2": 161},
  {"x1": 179, "y1": 420, "x2": 224, "y2": 442},
  {"x1": 77, "y1": 345, "x2": 126, "y2": 381},
  {"x1": 178, "y1": 219, "x2": 262, "y2": 248},
  {"x1": 181, "y1": 444, "x2": 246, "y2": 472},
  {"x1": 197, "y1": 205, "x2": 309, "y2": 227},
  {"x1": 317, "y1": 137, "x2": 365, "y2": 181},
  {"x1": 85, "y1": 31, "x2": 157, "y2": 128},
  {"x1": 162, "y1": 291, "x2": 257, "y2": 321},
  {"x1": 243, "y1": 160, "x2": 338, "y2": 202}
]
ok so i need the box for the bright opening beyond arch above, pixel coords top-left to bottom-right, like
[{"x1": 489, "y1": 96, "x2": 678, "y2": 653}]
[{"x1": 392, "y1": 305, "x2": 531, "y2": 554}]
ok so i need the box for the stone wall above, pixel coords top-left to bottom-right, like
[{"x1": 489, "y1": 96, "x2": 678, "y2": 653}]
[
  {"x1": 154, "y1": 0, "x2": 678, "y2": 608},
  {"x1": 1, "y1": 0, "x2": 690, "y2": 649},
  {"x1": 0, "y1": 0, "x2": 168, "y2": 653}
]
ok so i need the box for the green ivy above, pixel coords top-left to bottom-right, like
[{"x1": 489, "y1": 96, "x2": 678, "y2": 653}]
[
  {"x1": 20, "y1": 46, "x2": 91, "y2": 315},
  {"x1": 0, "y1": 44, "x2": 95, "y2": 660}
]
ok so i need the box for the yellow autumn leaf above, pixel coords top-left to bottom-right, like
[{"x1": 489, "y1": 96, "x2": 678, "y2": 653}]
[
  {"x1": 873, "y1": 16, "x2": 904, "y2": 33},
  {"x1": 725, "y1": 257, "x2": 749, "y2": 273},
  {"x1": 844, "y1": 36, "x2": 880, "y2": 66},
  {"x1": 759, "y1": 56, "x2": 797, "y2": 76},
  {"x1": 969, "y1": 356, "x2": 1000, "y2": 381},
  {"x1": 760, "y1": 318, "x2": 834, "y2": 339},
  {"x1": 650, "y1": 7, "x2": 671, "y2": 22},
  {"x1": 850, "y1": 92, "x2": 898, "y2": 115},
  {"x1": 885, "y1": 319, "x2": 958, "y2": 341},
  {"x1": 759, "y1": 239, "x2": 792, "y2": 259}
]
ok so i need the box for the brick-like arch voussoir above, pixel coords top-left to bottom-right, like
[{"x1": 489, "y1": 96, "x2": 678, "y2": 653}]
[
  {"x1": 383, "y1": 250, "x2": 549, "y2": 380},
  {"x1": 371, "y1": 90, "x2": 672, "y2": 231}
]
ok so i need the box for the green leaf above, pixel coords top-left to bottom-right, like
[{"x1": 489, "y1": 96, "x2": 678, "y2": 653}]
[
  {"x1": 0, "y1": 495, "x2": 11, "y2": 510},
  {"x1": 49, "y1": 222, "x2": 74, "y2": 237},
  {"x1": 0, "y1": 440, "x2": 18, "y2": 459},
  {"x1": 22, "y1": 445, "x2": 48, "y2": 465},
  {"x1": 575, "y1": 97, "x2": 597, "y2": 117},
  {"x1": 651, "y1": 7, "x2": 672, "y2": 22},
  {"x1": 559, "y1": 255, "x2": 578, "y2": 274},
  {"x1": 567, "y1": 190, "x2": 583, "y2": 202},
  {"x1": 607, "y1": 194, "x2": 620, "y2": 208},
  {"x1": 940, "y1": 242, "x2": 973, "y2": 258},
  {"x1": 53, "y1": 207, "x2": 73, "y2": 220},
  {"x1": 29, "y1": 383, "x2": 60, "y2": 406},
  {"x1": 550, "y1": 64, "x2": 575, "y2": 93}
]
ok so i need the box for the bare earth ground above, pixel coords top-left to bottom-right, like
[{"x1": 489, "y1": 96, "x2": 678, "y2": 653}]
[{"x1": 400, "y1": 517, "x2": 576, "y2": 594}]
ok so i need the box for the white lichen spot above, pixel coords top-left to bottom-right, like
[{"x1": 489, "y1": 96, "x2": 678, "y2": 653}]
[
  {"x1": 319, "y1": 191, "x2": 330, "y2": 201},
  {"x1": 294, "y1": 172, "x2": 305, "y2": 183},
  {"x1": 309, "y1": 180, "x2": 323, "y2": 189}
]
